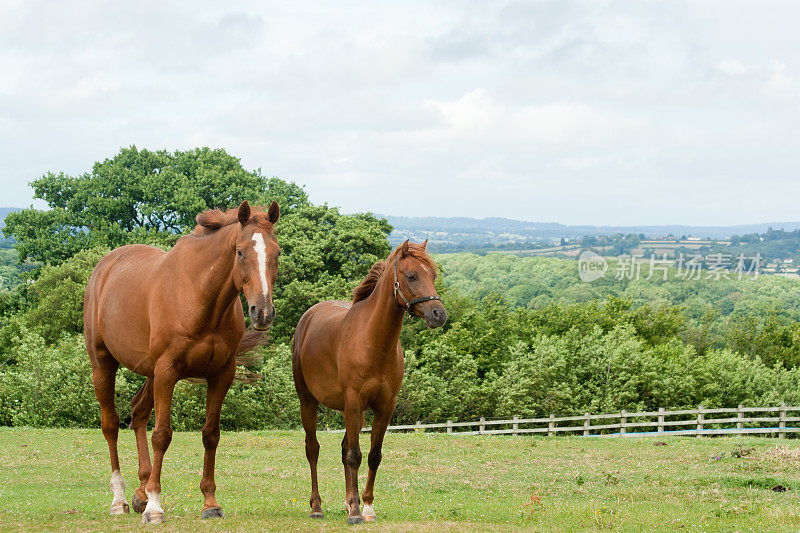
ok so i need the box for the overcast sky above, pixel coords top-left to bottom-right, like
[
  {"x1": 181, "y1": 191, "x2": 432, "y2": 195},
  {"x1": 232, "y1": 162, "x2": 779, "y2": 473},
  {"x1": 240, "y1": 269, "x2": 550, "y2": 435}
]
[{"x1": 1, "y1": 1, "x2": 798, "y2": 225}]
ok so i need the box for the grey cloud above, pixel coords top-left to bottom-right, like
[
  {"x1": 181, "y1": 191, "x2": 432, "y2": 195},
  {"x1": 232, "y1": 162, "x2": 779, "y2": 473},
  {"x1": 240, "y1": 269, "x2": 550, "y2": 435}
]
[{"x1": 0, "y1": 1, "x2": 798, "y2": 225}]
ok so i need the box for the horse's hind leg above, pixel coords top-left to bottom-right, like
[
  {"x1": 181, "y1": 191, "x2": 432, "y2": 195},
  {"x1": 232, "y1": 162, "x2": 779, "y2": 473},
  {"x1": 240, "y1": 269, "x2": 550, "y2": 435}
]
[
  {"x1": 91, "y1": 356, "x2": 130, "y2": 515},
  {"x1": 361, "y1": 402, "x2": 395, "y2": 523},
  {"x1": 300, "y1": 396, "x2": 323, "y2": 518},
  {"x1": 130, "y1": 377, "x2": 154, "y2": 513}
]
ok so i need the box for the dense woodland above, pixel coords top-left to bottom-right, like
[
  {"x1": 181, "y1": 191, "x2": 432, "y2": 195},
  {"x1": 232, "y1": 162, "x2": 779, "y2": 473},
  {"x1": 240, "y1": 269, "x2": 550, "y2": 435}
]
[{"x1": 1, "y1": 147, "x2": 800, "y2": 431}]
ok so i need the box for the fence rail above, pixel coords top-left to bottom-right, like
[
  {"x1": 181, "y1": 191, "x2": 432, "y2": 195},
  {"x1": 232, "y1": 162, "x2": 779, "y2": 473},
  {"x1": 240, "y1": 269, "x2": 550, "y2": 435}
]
[{"x1": 328, "y1": 404, "x2": 799, "y2": 438}]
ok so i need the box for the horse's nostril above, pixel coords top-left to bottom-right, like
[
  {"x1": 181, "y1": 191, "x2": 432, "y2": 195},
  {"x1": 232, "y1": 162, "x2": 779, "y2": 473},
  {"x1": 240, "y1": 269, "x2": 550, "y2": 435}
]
[
  {"x1": 249, "y1": 305, "x2": 257, "y2": 314},
  {"x1": 432, "y1": 308, "x2": 440, "y2": 318}
]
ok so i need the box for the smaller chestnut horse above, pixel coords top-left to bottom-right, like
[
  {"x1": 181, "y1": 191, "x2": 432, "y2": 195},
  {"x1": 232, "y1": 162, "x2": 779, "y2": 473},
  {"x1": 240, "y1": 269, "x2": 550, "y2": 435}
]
[
  {"x1": 84, "y1": 201, "x2": 280, "y2": 523},
  {"x1": 293, "y1": 240, "x2": 447, "y2": 525}
]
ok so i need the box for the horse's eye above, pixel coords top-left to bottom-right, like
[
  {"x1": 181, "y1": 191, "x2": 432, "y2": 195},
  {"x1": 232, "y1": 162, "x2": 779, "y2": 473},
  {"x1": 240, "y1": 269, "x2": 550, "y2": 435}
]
[
  {"x1": 277, "y1": 249, "x2": 281, "y2": 257},
  {"x1": 236, "y1": 249, "x2": 243, "y2": 258},
  {"x1": 406, "y1": 273, "x2": 416, "y2": 282}
]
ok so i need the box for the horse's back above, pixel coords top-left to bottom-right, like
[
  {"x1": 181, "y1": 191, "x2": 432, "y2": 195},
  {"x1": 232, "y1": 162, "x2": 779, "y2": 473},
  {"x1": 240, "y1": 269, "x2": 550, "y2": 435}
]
[
  {"x1": 295, "y1": 299, "x2": 351, "y2": 339},
  {"x1": 292, "y1": 300, "x2": 353, "y2": 409},
  {"x1": 86, "y1": 244, "x2": 166, "y2": 313},
  {"x1": 84, "y1": 244, "x2": 167, "y2": 371},
  {"x1": 293, "y1": 300, "x2": 351, "y2": 357}
]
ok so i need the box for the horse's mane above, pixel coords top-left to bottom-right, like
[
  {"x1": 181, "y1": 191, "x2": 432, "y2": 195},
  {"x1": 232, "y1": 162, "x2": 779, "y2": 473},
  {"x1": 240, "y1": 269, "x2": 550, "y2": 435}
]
[
  {"x1": 352, "y1": 261, "x2": 387, "y2": 303},
  {"x1": 193, "y1": 205, "x2": 273, "y2": 236},
  {"x1": 352, "y1": 243, "x2": 436, "y2": 303}
]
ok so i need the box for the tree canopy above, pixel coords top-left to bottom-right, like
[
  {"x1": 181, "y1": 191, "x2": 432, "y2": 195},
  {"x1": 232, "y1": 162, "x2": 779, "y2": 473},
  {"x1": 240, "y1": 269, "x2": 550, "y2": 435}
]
[
  {"x1": 0, "y1": 145, "x2": 392, "y2": 345},
  {"x1": 2, "y1": 146, "x2": 311, "y2": 264}
]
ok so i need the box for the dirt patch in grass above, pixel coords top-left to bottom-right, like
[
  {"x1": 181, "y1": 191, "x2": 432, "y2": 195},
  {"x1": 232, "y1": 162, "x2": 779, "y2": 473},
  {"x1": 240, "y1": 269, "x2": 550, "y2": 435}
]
[
  {"x1": 716, "y1": 475, "x2": 790, "y2": 491},
  {"x1": 761, "y1": 444, "x2": 800, "y2": 461}
]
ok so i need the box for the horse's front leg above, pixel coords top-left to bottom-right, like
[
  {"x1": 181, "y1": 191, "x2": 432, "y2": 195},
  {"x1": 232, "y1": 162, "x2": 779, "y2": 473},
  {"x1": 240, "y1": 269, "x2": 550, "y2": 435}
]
[
  {"x1": 142, "y1": 364, "x2": 179, "y2": 524},
  {"x1": 361, "y1": 401, "x2": 395, "y2": 523},
  {"x1": 130, "y1": 377, "x2": 154, "y2": 514},
  {"x1": 343, "y1": 394, "x2": 364, "y2": 525},
  {"x1": 200, "y1": 364, "x2": 235, "y2": 519}
]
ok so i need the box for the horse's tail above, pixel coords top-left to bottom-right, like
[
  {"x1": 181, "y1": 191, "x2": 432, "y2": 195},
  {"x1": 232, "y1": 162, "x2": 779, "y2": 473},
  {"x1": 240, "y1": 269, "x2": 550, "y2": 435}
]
[{"x1": 234, "y1": 329, "x2": 269, "y2": 383}]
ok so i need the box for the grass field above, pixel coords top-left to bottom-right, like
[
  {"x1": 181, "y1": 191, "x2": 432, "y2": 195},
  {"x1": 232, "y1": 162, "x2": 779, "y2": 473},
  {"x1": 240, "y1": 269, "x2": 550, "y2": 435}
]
[{"x1": 2, "y1": 428, "x2": 800, "y2": 531}]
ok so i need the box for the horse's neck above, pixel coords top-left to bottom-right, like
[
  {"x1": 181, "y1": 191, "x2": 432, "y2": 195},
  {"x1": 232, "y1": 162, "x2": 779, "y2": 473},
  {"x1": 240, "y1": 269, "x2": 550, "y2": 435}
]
[
  {"x1": 361, "y1": 269, "x2": 406, "y2": 353},
  {"x1": 174, "y1": 224, "x2": 240, "y2": 324}
]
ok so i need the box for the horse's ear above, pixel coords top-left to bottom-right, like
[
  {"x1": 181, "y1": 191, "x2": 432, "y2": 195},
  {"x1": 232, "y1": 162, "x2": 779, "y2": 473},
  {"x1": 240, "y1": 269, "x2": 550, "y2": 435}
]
[
  {"x1": 399, "y1": 239, "x2": 410, "y2": 257},
  {"x1": 238, "y1": 200, "x2": 251, "y2": 225},
  {"x1": 267, "y1": 201, "x2": 280, "y2": 224},
  {"x1": 422, "y1": 238, "x2": 428, "y2": 250}
]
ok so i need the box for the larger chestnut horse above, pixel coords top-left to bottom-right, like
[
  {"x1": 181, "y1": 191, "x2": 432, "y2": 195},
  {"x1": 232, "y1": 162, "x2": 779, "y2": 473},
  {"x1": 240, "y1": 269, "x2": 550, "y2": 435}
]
[
  {"x1": 293, "y1": 240, "x2": 447, "y2": 525},
  {"x1": 83, "y1": 200, "x2": 280, "y2": 524}
]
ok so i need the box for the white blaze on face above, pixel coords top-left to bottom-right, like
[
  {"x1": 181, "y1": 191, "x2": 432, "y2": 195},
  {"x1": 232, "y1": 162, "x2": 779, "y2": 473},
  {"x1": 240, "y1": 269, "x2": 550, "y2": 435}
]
[{"x1": 251, "y1": 232, "x2": 269, "y2": 298}]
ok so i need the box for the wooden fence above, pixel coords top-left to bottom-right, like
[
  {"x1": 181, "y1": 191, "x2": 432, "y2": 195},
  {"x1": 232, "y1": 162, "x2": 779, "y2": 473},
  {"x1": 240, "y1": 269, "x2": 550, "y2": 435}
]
[{"x1": 330, "y1": 404, "x2": 800, "y2": 438}]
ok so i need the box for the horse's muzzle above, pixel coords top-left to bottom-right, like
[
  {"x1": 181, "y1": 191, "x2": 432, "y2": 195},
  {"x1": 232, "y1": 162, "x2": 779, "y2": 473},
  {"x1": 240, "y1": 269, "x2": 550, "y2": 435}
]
[
  {"x1": 424, "y1": 305, "x2": 447, "y2": 329},
  {"x1": 250, "y1": 304, "x2": 275, "y2": 330}
]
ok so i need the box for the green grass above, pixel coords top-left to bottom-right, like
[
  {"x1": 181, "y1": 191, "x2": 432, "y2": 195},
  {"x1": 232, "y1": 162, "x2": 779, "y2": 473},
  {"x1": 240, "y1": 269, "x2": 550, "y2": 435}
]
[{"x1": 2, "y1": 428, "x2": 800, "y2": 531}]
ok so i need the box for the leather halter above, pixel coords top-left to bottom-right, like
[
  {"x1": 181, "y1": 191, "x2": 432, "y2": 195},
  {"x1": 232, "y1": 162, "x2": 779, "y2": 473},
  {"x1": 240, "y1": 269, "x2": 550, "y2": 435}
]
[{"x1": 393, "y1": 255, "x2": 441, "y2": 316}]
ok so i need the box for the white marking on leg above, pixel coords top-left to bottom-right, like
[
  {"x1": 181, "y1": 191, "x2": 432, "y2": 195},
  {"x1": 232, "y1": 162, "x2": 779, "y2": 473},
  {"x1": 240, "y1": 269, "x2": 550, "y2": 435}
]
[
  {"x1": 143, "y1": 490, "x2": 163, "y2": 516},
  {"x1": 109, "y1": 470, "x2": 129, "y2": 514},
  {"x1": 251, "y1": 233, "x2": 269, "y2": 298},
  {"x1": 362, "y1": 503, "x2": 376, "y2": 520}
]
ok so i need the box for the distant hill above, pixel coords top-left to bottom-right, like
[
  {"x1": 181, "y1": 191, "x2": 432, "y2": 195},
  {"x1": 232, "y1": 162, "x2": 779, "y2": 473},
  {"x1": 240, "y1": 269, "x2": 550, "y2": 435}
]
[
  {"x1": 0, "y1": 207, "x2": 21, "y2": 245},
  {"x1": 382, "y1": 214, "x2": 800, "y2": 250},
  {"x1": 0, "y1": 207, "x2": 20, "y2": 229}
]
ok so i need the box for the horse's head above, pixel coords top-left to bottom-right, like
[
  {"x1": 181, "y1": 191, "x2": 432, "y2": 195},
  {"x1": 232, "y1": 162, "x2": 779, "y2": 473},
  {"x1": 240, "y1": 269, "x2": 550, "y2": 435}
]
[
  {"x1": 234, "y1": 200, "x2": 281, "y2": 330},
  {"x1": 392, "y1": 239, "x2": 447, "y2": 328}
]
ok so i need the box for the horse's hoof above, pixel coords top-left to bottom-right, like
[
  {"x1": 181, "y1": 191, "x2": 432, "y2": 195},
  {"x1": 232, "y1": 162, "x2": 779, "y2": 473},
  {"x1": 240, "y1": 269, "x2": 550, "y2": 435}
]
[
  {"x1": 362, "y1": 503, "x2": 376, "y2": 522},
  {"x1": 141, "y1": 511, "x2": 165, "y2": 524},
  {"x1": 110, "y1": 502, "x2": 130, "y2": 515},
  {"x1": 132, "y1": 494, "x2": 147, "y2": 514},
  {"x1": 310, "y1": 511, "x2": 325, "y2": 519},
  {"x1": 347, "y1": 516, "x2": 364, "y2": 525},
  {"x1": 201, "y1": 507, "x2": 224, "y2": 519}
]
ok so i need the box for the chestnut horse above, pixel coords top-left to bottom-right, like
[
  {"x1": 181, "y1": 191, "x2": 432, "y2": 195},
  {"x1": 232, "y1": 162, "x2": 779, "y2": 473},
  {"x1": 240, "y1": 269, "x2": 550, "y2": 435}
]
[
  {"x1": 292, "y1": 240, "x2": 447, "y2": 525},
  {"x1": 83, "y1": 201, "x2": 280, "y2": 524}
]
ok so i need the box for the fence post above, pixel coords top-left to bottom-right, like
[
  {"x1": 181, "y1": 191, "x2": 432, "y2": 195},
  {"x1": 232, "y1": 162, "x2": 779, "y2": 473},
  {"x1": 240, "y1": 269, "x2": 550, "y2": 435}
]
[
  {"x1": 658, "y1": 407, "x2": 665, "y2": 433},
  {"x1": 415, "y1": 420, "x2": 421, "y2": 433},
  {"x1": 737, "y1": 404, "x2": 744, "y2": 430},
  {"x1": 620, "y1": 410, "x2": 627, "y2": 435},
  {"x1": 479, "y1": 417, "x2": 485, "y2": 435},
  {"x1": 697, "y1": 405, "x2": 704, "y2": 435},
  {"x1": 447, "y1": 420, "x2": 453, "y2": 435},
  {"x1": 583, "y1": 413, "x2": 591, "y2": 436},
  {"x1": 780, "y1": 403, "x2": 787, "y2": 439},
  {"x1": 512, "y1": 415, "x2": 519, "y2": 436},
  {"x1": 548, "y1": 414, "x2": 555, "y2": 437}
]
